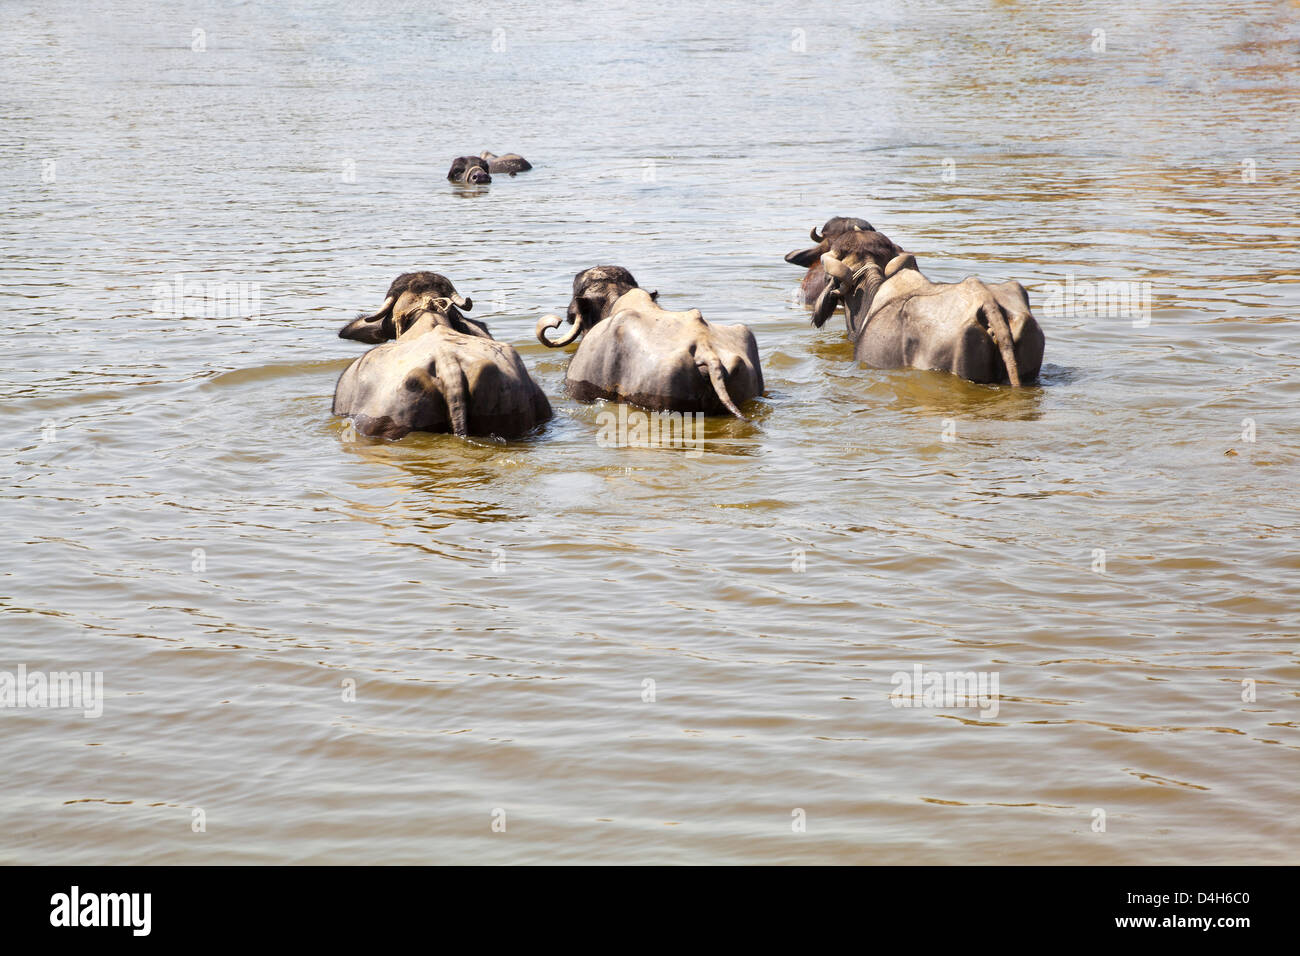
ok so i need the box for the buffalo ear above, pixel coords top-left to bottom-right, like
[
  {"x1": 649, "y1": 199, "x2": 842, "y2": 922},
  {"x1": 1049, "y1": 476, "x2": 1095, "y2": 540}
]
[
  {"x1": 338, "y1": 313, "x2": 392, "y2": 343},
  {"x1": 785, "y1": 246, "x2": 823, "y2": 267}
]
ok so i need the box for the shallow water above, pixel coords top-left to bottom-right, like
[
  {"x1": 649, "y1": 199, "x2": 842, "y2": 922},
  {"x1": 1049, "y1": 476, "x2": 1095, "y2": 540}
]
[{"x1": 1, "y1": 0, "x2": 1297, "y2": 864}]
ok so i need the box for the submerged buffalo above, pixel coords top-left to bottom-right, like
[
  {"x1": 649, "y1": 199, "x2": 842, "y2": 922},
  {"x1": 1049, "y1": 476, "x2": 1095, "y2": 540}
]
[
  {"x1": 447, "y1": 156, "x2": 493, "y2": 185},
  {"x1": 785, "y1": 216, "x2": 897, "y2": 305},
  {"x1": 479, "y1": 151, "x2": 532, "y2": 175},
  {"x1": 334, "y1": 275, "x2": 550, "y2": 439},
  {"x1": 535, "y1": 266, "x2": 763, "y2": 418},
  {"x1": 447, "y1": 152, "x2": 532, "y2": 183},
  {"x1": 812, "y1": 232, "x2": 1044, "y2": 386}
]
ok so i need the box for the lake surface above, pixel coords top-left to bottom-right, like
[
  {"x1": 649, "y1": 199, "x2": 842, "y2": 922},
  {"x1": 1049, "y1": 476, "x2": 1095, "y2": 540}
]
[{"x1": 2, "y1": 0, "x2": 1297, "y2": 864}]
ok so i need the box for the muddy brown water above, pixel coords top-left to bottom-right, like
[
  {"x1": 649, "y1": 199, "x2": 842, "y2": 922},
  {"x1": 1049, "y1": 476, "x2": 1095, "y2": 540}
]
[{"x1": 2, "y1": 0, "x2": 1297, "y2": 863}]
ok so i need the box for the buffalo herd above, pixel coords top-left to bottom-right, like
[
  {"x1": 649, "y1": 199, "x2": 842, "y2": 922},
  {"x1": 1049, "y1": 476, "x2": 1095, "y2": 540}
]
[{"x1": 333, "y1": 165, "x2": 1046, "y2": 439}]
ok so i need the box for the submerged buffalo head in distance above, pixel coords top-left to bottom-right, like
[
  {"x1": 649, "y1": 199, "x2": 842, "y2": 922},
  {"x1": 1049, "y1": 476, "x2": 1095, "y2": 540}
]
[
  {"x1": 447, "y1": 156, "x2": 492, "y2": 184},
  {"x1": 785, "y1": 217, "x2": 893, "y2": 304},
  {"x1": 338, "y1": 272, "x2": 486, "y2": 344},
  {"x1": 535, "y1": 265, "x2": 658, "y2": 348}
]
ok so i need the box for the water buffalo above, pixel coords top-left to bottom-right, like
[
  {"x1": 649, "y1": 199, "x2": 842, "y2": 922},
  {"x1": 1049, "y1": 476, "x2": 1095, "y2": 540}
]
[
  {"x1": 812, "y1": 232, "x2": 1044, "y2": 386},
  {"x1": 447, "y1": 156, "x2": 492, "y2": 184},
  {"x1": 334, "y1": 278, "x2": 550, "y2": 439},
  {"x1": 479, "y1": 151, "x2": 532, "y2": 175},
  {"x1": 785, "y1": 216, "x2": 898, "y2": 305},
  {"x1": 338, "y1": 272, "x2": 487, "y2": 344},
  {"x1": 535, "y1": 266, "x2": 763, "y2": 418}
]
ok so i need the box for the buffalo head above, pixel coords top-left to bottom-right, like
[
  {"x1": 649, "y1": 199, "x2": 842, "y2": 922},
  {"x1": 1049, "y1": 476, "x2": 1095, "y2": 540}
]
[
  {"x1": 447, "y1": 156, "x2": 492, "y2": 185},
  {"x1": 784, "y1": 216, "x2": 875, "y2": 268},
  {"x1": 535, "y1": 265, "x2": 657, "y2": 348},
  {"x1": 339, "y1": 272, "x2": 481, "y2": 344},
  {"x1": 811, "y1": 231, "x2": 910, "y2": 331}
]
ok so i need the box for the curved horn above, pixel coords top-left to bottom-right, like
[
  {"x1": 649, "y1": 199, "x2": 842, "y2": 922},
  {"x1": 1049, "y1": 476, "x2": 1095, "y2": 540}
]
[
  {"x1": 820, "y1": 252, "x2": 851, "y2": 282},
  {"x1": 810, "y1": 226, "x2": 823, "y2": 243},
  {"x1": 884, "y1": 252, "x2": 917, "y2": 278},
  {"x1": 535, "y1": 313, "x2": 584, "y2": 348},
  {"x1": 451, "y1": 293, "x2": 472, "y2": 311}
]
